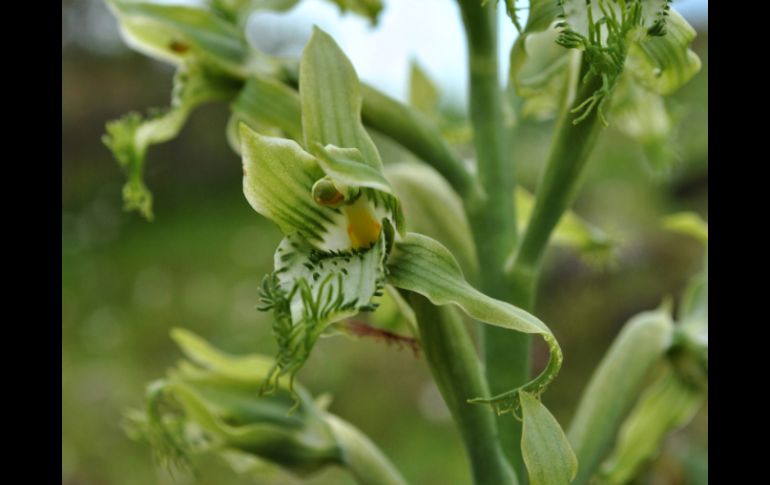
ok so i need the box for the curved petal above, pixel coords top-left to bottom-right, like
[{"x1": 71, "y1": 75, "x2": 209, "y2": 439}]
[{"x1": 386, "y1": 233, "x2": 563, "y2": 414}]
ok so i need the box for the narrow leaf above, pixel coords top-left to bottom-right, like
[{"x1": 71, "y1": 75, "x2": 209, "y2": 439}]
[
  {"x1": 520, "y1": 391, "x2": 578, "y2": 485},
  {"x1": 599, "y1": 368, "x2": 705, "y2": 484},
  {"x1": 567, "y1": 307, "x2": 673, "y2": 485},
  {"x1": 387, "y1": 233, "x2": 563, "y2": 414}
]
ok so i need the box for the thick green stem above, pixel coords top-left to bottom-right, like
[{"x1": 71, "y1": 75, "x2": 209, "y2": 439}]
[
  {"x1": 360, "y1": 85, "x2": 484, "y2": 207},
  {"x1": 494, "y1": 62, "x2": 609, "y2": 481},
  {"x1": 507, "y1": 67, "x2": 605, "y2": 279},
  {"x1": 326, "y1": 414, "x2": 408, "y2": 485},
  {"x1": 457, "y1": 0, "x2": 517, "y2": 262},
  {"x1": 479, "y1": 280, "x2": 532, "y2": 482},
  {"x1": 456, "y1": 0, "x2": 526, "y2": 477},
  {"x1": 410, "y1": 293, "x2": 517, "y2": 485}
]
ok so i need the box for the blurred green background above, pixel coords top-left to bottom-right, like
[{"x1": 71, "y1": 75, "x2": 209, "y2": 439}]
[{"x1": 62, "y1": 1, "x2": 707, "y2": 483}]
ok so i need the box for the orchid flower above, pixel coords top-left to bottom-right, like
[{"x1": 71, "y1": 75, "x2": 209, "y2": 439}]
[
  {"x1": 126, "y1": 328, "x2": 407, "y2": 484},
  {"x1": 509, "y1": 0, "x2": 700, "y2": 132},
  {"x1": 241, "y1": 27, "x2": 564, "y2": 417}
]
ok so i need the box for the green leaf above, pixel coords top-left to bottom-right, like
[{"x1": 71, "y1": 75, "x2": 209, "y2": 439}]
[
  {"x1": 679, "y1": 267, "x2": 707, "y2": 326},
  {"x1": 300, "y1": 27, "x2": 383, "y2": 170},
  {"x1": 567, "y1": 307, "x2": 674, "y2": 485},
  {"x1": 599, "y1": 368, "x2": 705, "y2": 484},
  {"x1": 386, "y1": 162, "x2": 478, "y2": 279},
  {"x1": 520, "y1": 391, "x2": 578, "y2": 485},
  {"x1": 106, "y1": 0, "x2": 253, "y2": 76},
  {"x1": 103, "y1": 63, "x2": 241, "y2": 219},
  {"x1": 386, "y1": 233, "x2": 563, "y2": 414},
  {"x1": 664, "y1": 212, "x2": 707, "y2": 328}
]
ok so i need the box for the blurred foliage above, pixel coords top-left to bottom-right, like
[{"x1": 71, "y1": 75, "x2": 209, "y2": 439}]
[{"x1": 62, "y1": 0, "x2": 707, "y2": 483}]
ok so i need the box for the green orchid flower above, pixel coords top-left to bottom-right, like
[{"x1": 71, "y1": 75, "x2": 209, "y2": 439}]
[
  {"x1": 509, "y1": 0, "x2": 700, "y2": 129},
  {"x1": 126, "y1": 328, "x2": 407, "y2": 484},
  {"x1": 241, "y1": 27, "x2": 564, "y2": 418}
]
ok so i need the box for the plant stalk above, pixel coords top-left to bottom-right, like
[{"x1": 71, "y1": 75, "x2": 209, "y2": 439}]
[
  {"x1": 456, "y1": 0, "x2": 529, "y2": 478},
  {"x1": 410, "y1": 294, "x2": 518, "y2": 485},
  {"x1": 360, "y1": 85, "x2": 485, "y2": 207},
  {"x1": 507, "y1": 66, "x2": 605, "y2": 280}
]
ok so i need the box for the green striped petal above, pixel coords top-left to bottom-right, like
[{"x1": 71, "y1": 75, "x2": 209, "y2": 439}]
[
  {"x1": 106, "y1": 0, "x2": 254, "y2": 76},
  {"x1": 386, "y1": 233, "x2": 563, "y2": 414},
  {"x1": 508, "y1": 0, "x2": 574, "y2": 120},
  {"x1": 626, "y1": 9, "x2": 701, "y2": 95},
  {"x1": 241, "y1": 125, "x2": 399, "y2": 252},
  {"x1": 241, "y1": 125, "x2": 336, "y2": 245},
  {"x1": 300, "y1": 27, "x2": 383, "y2": 172}
]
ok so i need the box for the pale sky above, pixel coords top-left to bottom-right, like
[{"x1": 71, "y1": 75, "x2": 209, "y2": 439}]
[{"x1": 248, "y1": 0, "x2": 708, "y2": 107}]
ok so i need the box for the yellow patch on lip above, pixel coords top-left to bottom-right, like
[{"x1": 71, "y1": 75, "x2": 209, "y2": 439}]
[{"x1": 344, "y1": 197, "x2": 381, "y2": 249}]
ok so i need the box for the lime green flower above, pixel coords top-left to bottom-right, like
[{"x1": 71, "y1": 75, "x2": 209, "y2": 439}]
[
  {"x1": 241, "y1": 27, "x2": 564, "y2": 415},
  {"x1": 126, "y1": 328, "x2": 406, "y2": 484}
]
